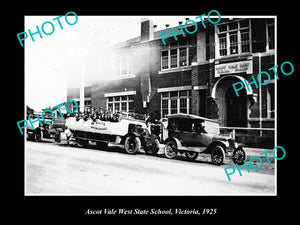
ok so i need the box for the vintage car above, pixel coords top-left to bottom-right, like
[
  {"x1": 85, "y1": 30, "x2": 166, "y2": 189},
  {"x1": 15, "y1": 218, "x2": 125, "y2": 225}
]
[
  {"x1": 63, "y1": 112, "x2": 160, "y2": 155},
  {"x1": 26, "y1": 116, "x2": 65, "y2": 142},
  {"x1": 161, "y1": 113, "x2": 246, "y2": 165}
]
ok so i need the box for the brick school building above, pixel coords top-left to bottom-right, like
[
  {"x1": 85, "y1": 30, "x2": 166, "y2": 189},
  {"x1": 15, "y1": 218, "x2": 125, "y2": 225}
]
[{"x1": 67, "y1": 17, "x2": 275, "y2": 132}]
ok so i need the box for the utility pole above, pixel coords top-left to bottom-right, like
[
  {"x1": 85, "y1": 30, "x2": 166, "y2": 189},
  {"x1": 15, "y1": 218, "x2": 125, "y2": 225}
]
[{"x1": 80, "y1": 64, "x2": 85, "y2": 113}]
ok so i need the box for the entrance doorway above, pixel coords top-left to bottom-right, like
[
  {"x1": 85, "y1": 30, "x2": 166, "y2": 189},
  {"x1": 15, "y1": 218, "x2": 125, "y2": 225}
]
[
  {"x1": 225, "y1": 86, "x2": 247, "y2": 127},
  {"x1": 212, "y1": 75, "x2": 250, "y2": 127}
]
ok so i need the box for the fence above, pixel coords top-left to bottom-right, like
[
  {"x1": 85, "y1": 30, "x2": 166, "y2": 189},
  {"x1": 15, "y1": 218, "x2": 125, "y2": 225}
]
[{"x1": 220, "y1": 127, "x2": 275, "y2": 148}]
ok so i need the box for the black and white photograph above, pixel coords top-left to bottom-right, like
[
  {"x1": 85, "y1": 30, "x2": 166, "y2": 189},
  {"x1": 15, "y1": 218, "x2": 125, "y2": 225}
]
[
  {"x1": 24, "y1": 14, "x2": 277, "y2": 195},
  {"x1": 14, "y1": 6, "x2": 297, "y2": 220}
]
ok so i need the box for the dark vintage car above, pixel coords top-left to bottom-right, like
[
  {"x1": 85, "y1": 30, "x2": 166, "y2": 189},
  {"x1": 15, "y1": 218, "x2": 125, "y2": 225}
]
[
  {"x1": 26, "y1": 116, "x2": 65, "y2": 142},
  {"x1": 161, "y1": 114, "x2": 246, "y2": 165}
]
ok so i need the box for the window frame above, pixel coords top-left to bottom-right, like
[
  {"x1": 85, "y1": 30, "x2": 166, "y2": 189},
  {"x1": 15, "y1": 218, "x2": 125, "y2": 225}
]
[
  {"x1": 160, "y1": 90, "x2": 191, "y2": 117},
  {"x1": 266, "y1": 21, "x2": 275, "y2": 51},
  {"x1": 106, "y1": 95, "x2": 135, "y2": 113},
  {"x1": 113, "y1": 52, "x2": 134, "y2": 77},
  {"x1": 216, "y1": 19, "x2": 252, "y2": 58},
  {"x1": 161, "y1": 41, "x2": 189, "y2": 71}
]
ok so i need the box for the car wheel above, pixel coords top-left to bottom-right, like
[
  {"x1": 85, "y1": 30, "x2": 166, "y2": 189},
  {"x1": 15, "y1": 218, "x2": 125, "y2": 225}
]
[
  {"x1": 145, "y1": 139, "x2": 160, "y2": 155},
  {"x1": 185, "y1": 151, "x2": 199, "y2": 161},
  {"x1": 124, "y1": 136, "x2": 141, "y2": 154},
  {"x1": 76, "y1": 132, "x2": 88, "y2": 148},
  {"x1": 35, "y1": 131, "x2": 41, "y2": 142},
  {"x1": 164, "y1": 140, "x2": 177, "y2": 159},
  {"x1": 211, "y1": 145, "x2": 225, "y2": 165},
  {"x1": 54, "y1": 132, "x2": 61, "y2": 143},
  {"x1": 232, "y1": 147, "x2": 246, "y2": 165}
]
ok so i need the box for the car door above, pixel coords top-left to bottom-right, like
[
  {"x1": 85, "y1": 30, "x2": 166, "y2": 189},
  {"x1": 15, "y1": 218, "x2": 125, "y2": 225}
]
[{"x1": 175, "y1": 119, "x2": 205, "y2": 147}]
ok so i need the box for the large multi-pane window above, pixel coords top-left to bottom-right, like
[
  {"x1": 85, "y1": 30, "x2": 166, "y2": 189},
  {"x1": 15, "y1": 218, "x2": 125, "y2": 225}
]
[
  {"x1": 161, "y1": 90, "x2": 191, "y2": 117},
  {"x1": 107, "y1": 95, "x2": 134, "y2": 113},
  {"x1": 161, "y1": 41, "x2": 189, "y2": 71},
  {"x1": 217, "y1": 19, "x2": 250, "y2": 57}
]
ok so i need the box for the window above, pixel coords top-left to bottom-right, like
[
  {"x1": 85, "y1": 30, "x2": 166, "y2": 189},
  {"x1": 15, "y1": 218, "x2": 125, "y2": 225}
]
[
  {"x1": 170, "y1": 49, "x2": 178, "y2": 68},
  {"x1": 241, "y1": 29, "x2": 250, "y2": 53},
  {"x1": 179, "y1": 48, "x2": 187, "y2": 66},
  {"x1": 121, "y1": 102, "x2": 127, "y2": 111},
  {"x1": 113, "y1": 53, "x2": 133, "y2": 76},
  {"x1": 179, "y1": 98, "x2": 187, "y2": 113},
  {"x1": 217, "y1": 19, "x2": 251, "y2": 57},
  {"x1": 160, "y1": 90, "x2": 191, "y2": 117},
  {"x1": 267, "y1": 84, "x2": 275, "y2": 118},
  {"x1": 106, "y1": 95, "x2": 134, "y2": 113},
  {"x1": 161, "y1": 50, "x2": 169, "y2": 70},
  {"x1": 121, "y1": 57, "x2": 127, "y2": 75},
  {"x1": 128, "y1": 101, "x2": 134, "y2": 112},
  {"x1": 161, "y1": 99, "x2": 169, "y2": 117},
  {"x1": 229, "y1": 31, "x2": 238, "y2": 54},
  {"x1": 161, "y1": 41, "x2": 189, "y2": 70},
  {"x1": 219, "y1": 33, "x2": 227, "y2": 56},
  {"x1": 267, "y1": 22, "x2": 274, "y2": 50}
]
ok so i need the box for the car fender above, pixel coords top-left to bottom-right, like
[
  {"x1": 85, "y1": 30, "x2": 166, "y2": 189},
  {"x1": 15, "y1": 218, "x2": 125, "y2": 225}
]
[
  {"x1": 237, "y1": 143, "x2": 246, "y2": 148},
  {"x1": 164, "y1": 137, "x2": 183, "y2": 150},
  {"x1": 56, "y1": 128, "x2": 64, "y2": 132},
  {"x1": 121, "y1": 132, "x2": 143, "y2": 145},
  {"x1": 206, "y1": 140, "x2": 228, "y2": 153}
]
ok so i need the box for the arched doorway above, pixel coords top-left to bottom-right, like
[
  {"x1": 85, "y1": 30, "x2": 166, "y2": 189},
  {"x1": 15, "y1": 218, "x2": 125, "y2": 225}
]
[{"x1": 211, "y1": 75, "x2": 252, "y2": 127}]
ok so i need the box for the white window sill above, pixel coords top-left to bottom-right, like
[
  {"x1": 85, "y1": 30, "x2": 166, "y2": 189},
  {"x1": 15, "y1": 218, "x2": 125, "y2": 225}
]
[{"x1": 158, "y1": 66, "x2": 191, "y2": 74}]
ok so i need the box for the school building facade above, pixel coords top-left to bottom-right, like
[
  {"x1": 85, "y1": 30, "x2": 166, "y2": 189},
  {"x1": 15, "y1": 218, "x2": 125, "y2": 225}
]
[{"x1": 67, "y1": 17, "x2": 275, "y2": 129}]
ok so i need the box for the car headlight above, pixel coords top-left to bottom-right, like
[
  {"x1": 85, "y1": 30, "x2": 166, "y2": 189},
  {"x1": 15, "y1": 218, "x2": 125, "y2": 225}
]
[{"x1": 228, "y1": 139, "x2": 237, "y2": 148}]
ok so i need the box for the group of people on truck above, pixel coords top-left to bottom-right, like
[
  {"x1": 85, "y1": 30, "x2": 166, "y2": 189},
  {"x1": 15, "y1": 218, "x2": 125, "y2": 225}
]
[{"x1": 73, "y1": 107, "x2": 121, "y2": 122}]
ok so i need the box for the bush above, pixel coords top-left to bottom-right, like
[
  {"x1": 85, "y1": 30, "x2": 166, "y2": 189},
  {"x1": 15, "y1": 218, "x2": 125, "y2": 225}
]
[{"x1": 235, "y1": 134, "x2": 274, "y2": 148}]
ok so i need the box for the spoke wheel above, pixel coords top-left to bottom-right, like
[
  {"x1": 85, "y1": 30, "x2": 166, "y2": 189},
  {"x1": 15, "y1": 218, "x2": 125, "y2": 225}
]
[
  {"x1": 124, "y1": 136, "x2": 141, "y2": 154},
  {"x1": 145, "y1": 139, "x2": 160, "y2": 155},
  {"x1": 164, "y1": 141, "x2": 177, "y2": 159},
  {"x1": 185, "y1": 151, "x2": 199, "y2": 161},
  {"x1": 211, "y1": 145, "x2": 225, "y2": 165},
  {"x1": 232, "y1": 147, "x2": 246, "y2": 165}
]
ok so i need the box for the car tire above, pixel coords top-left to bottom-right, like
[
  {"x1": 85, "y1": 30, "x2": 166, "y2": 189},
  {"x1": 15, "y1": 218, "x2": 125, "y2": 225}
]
[
  {"x1": 35, "y1": 131, "x2": 41, "y2": 142},
  {"x1": 232, "y1": 147, "x2": 246, "y2": 165},
  {"x1": 76, "y1": 132, "x2": 88, "y2": 148},
  {"x1": 124, "y1": 136, "x2": 141, "y2": 154},
  {"x1": 164, "y1": 140, "x2": 177, "y2": 159},
  {"x1": 211, "y1": 145, "x2": 225, "y2": 165},
  {"x1": 145, "y1": 138, "x2": 160, "y2": 155},
  {"x1": 185, "y1": 151, "x2": 199, "y2": 161}
]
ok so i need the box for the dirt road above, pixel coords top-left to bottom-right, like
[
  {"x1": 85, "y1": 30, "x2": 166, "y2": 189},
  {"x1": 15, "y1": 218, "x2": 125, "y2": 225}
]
[{"x1": 26, "y1": 141, "x2": 275, "y2": 195}]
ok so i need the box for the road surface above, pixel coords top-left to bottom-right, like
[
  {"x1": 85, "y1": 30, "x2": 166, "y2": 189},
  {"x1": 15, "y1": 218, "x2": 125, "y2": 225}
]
[{"x1": 26, "y1": 140, "x2": 276, "y2": 195}]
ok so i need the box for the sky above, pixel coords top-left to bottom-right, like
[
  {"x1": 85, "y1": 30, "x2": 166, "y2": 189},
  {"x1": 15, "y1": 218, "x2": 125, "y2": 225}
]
[{"x1": 24, "y1": 15, "x2": 196, "y2": 111}]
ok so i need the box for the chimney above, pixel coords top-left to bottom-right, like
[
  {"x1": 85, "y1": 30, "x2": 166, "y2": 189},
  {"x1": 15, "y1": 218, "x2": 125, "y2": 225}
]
[{"x1": 141, "y1": 18, "x2": 154, "y2": 41}]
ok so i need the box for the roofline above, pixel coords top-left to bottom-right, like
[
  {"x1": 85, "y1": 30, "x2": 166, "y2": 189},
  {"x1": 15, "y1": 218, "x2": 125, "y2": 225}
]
[{"x1": 112, "y1": 18, "x2": 213, "y2": 49}]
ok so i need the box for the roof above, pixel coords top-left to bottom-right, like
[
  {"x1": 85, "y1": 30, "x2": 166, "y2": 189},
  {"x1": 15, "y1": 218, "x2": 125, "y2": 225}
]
[
  {"x1": 113, "y1": 18, "x2": 211, "y2": 49},
  {"x1": 167, "y1": 113, "x2": 219, "y2": 123}
]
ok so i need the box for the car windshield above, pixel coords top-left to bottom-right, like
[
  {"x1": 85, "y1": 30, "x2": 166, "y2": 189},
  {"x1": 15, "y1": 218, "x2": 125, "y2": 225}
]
[{"x1": 168, "y1": 118, "x2": 204, "y2": 132}]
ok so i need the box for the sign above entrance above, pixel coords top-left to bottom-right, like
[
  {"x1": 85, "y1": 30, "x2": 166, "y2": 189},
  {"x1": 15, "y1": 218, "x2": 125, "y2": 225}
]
[{"x1": 215, "y1": 60, "x2": 253, "y2": 77}]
